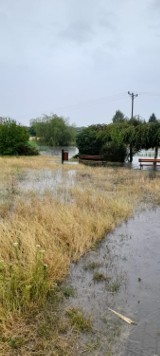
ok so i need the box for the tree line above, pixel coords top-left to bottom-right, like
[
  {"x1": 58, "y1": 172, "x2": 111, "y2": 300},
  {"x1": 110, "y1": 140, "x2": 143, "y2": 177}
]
[
  {"x1": 0, "y1": 115, "x2": 76, "y2": 155},
  {"x1": 0, "y1": 111, "x2": 159, "y2": 160},
  {"x1": 77, "y1": 111, "x2": 160, "y2": 162}
]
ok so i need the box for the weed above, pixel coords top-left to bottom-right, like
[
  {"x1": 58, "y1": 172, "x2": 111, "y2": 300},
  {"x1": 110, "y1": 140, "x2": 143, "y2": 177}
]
[
  {"x1": 108, "y1": 277, "x2": 121, "y2": 293},
  {"x1": 83, "y1": 341, "x2": 99, "y2": 353},
  {"x1": 93, "y1": 271, "x2": 108, "y2": 282},
  {"x1": 60, "y1": 285, "x2": 75, "y2": 298},
  {"x1": 9, "y1": 336, "x2": 24, "y2": 349},
  {"x1": 66, "y1": 307, "x2": 92, "y2": 332},
  {"x1": 84, "y1": 261, "x2": 101, "y2": 271}
]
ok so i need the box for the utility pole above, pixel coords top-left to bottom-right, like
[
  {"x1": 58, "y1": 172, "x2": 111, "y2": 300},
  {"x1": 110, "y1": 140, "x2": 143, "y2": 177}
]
[
  {"x1": 128, "y1": 91, "x2": 138, "y2": 118},
  {"x1": 128, "y1": 91, "x2": 138, "y2": 163}
]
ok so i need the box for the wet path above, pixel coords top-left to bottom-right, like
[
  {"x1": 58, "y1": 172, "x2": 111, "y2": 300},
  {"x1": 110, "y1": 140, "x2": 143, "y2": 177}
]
[{"x1": 64, "y1": 207, "x2": 160, "y2": 355}]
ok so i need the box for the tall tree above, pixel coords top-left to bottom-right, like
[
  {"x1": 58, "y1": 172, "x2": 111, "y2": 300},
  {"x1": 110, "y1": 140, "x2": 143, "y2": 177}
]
[
  {"x1": 112, "y1": 110, "x2": 125, "y2": 123},
  {"x1": 149, "y1": 113, "x2": 157, "y2": 123}
]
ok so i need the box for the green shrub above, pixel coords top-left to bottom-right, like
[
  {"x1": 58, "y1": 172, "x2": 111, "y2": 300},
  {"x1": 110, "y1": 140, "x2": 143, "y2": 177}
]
[
  {"x1": 77, "y1": 125, "x2": 103, "y2": 154},
  {"x1": 16, "y1": 142, "x2": 39, "y2": 155},
  {"x1": 101, "y1": 142, "x2": 127, "y2": 162},
  {"x1": 0, "y1": 119, "x2": 39, "y2": 156}
]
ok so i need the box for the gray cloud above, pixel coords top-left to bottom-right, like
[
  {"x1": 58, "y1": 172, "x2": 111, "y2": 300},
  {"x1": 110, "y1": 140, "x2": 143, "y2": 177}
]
[
  {"x1": 61, "y1": 21, "x2": 94, "y2": 43},
  {"x1": 0, "y1": 0, "x2": 160, "y2": 125}
]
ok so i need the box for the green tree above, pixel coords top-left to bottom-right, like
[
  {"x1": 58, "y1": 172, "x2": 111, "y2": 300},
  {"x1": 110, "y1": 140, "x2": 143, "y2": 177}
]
[
  {"x1": 77, "y1": 114, "x2": 160, "y2": 163},
  {"x1": 0, "y1": 119, "x2": 39, "y2": 155},
  {"x1": 122, "y1": 118, "x2": 144, "y2": 162},
  {"x1": 100, "y1": 118, "x2": 144, "y2": 163},
  {"x1": 29, "y1": 125, "x2": 36, "y2": 136},
  {"x1": 112, "y1": 110, "x2": 125, "y2": 123},
  {"x1": 149, "y1": 113, "x2": 157, "y2": 123},
  {"x1": 76, "y1": 125, "x2": 104, "y2": 155},
  {"x1": 31, "y1": 114, "x2": 76, "y2": 146},
  {"x1": 138, "y1": 121, "x2": 160, "y2": 158},
  {"x1": 98, "y1": 123, "x2": 127, "y2": 162}
]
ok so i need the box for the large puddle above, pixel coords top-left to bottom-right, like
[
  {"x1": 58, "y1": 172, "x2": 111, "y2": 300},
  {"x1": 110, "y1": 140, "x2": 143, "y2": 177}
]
[
  {"x1": 18, "y1": 168, "x2": 76, "y2": 197},
  {"x1": 64, "y1": 207, "x2": 160, "y2": 355}
]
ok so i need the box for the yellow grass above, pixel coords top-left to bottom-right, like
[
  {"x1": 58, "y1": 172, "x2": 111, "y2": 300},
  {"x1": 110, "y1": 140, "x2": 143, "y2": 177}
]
[{"x1": 0, "y1": 156, "x2": 160, "y2": 354}]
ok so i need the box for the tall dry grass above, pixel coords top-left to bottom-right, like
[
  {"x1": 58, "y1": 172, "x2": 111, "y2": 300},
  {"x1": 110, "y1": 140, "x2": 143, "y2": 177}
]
[{"x1": 0, "y1": 156, "x2": 160, "y2": 354}]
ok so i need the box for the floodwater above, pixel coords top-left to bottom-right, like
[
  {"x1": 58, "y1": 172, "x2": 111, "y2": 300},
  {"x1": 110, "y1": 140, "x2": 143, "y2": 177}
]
[
  {"x1": 18, "y1": 168, "x2": 76, "y2": 196},
  {"x1": 17, "y1": 159, "x2": 160, "y2": 354},
  {"x1": 40, "y1": 146, "x2": 78, "y2": 160},
  {"x1": 64, "y1": 207, "x2": 160, "y2": 355}
]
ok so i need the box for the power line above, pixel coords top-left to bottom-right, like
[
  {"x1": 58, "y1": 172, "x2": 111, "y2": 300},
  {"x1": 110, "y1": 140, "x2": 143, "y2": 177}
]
[
  {"x1": 128, "y1": 91, "x2": 138, "y2": 118},
  {"x1": 49, "y1": 92, "x2": 127, "y2": 112},
  {"x1": 138, "y1": 91, "x2": 160, "y2": 96}
]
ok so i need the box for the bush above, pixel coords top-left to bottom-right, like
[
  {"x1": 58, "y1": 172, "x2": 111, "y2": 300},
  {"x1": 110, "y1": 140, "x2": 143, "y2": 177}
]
[
  {"x1": 101, "y1": 142, "x2": 127, "y2": 162},
  {"x1": 16, "y1": 142, "x2": 39, "y2": 156},
  {"x1": 76, "y1": 125, "x2": 103, "y2": 154},
  {"x1": 0, "y1": 119, "x2": 39, "y2": 156}
]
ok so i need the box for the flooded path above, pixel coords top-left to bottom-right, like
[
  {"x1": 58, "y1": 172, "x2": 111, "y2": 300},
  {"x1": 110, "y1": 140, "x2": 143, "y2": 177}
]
[{"x1": 64, "y1": 207, "x2": 160, "y2": 355}]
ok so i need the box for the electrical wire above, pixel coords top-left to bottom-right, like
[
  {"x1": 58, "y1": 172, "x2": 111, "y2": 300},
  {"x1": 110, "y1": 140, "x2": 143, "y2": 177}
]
[{"x1": 50, "y1": 92, "x2": 127, "y2": 112}]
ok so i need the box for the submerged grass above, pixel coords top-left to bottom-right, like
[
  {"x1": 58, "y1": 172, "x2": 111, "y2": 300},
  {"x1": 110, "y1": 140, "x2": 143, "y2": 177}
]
[
  {"x1": 0, "y1": 156, "x2": 160, "y2": 353},
  {"x1": 66, "y1": 307, "x2": 92, "y2": 332}
]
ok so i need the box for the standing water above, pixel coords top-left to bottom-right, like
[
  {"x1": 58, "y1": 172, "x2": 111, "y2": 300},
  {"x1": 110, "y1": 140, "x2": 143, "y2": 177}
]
[{"x1": 64, "y1": 207, "x2": 160, "y2": 355}]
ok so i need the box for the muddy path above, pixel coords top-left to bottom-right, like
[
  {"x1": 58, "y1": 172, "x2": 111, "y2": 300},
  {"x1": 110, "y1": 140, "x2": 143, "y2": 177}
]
[{"x1": 63, "y1": 207, "x2": 160, "y2": 355}]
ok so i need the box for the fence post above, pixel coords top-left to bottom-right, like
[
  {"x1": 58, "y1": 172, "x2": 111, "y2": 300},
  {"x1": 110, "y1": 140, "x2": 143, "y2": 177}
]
[{"x1": 62, "y1": 149, "x2": 64, "y2": 164}]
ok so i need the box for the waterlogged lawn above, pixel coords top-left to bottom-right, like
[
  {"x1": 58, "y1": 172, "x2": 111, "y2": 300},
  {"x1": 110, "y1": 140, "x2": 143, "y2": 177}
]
[{"x1": 0, "y1": 156, "x2": 160, "y2": 355}]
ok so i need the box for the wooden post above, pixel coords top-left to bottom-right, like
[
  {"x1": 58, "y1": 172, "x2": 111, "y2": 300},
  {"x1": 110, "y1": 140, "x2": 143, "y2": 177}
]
[{"x1": 62, "y1": 149, "x2": 64, "y2": 164}]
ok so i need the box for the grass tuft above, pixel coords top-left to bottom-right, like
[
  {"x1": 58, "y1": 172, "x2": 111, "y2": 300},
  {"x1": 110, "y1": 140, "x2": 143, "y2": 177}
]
[
  {"x1": 93, "y1": 271, "x2": 108, "y2": 282},
  {"x1": 66, "y1": 307, "x2": 92, "y2": 332}
]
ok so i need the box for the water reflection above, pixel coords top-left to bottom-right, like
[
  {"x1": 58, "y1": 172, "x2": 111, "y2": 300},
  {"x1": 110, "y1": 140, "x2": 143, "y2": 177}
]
[{"x1": 40, "y1": 146, "x2": 79, "y2": 160}]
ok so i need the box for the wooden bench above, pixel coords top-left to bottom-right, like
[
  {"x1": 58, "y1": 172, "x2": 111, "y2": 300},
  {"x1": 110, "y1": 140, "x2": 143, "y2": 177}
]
[
  {"x1": 79, "y1": 154, "x2": 104, "y2": 161},
  {"x1": 139, "y1": 158, "x2": 160, "y2": 169}
]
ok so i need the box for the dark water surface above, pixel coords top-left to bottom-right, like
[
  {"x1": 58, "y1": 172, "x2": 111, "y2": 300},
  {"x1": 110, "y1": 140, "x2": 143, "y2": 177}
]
[{"x1": 64, "y1": 207, "x2": 160, "y2": 355}]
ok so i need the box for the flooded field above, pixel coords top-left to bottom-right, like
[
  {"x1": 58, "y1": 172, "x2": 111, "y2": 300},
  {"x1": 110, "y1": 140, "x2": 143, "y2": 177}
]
[
  {"x1": 0, "y1": 156, "x2": 160, "y2": 355},
  {"x1": 63, "y1": 207, "x2": 160, "y2": 355},
  {"x1": 18, "y1": 168, "x2": 76, "y2": 196}
]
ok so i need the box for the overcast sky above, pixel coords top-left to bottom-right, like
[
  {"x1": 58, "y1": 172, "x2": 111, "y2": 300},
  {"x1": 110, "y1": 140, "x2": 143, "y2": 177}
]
[{"x1": 0, "y1": 0, "x2": 160, "y2": 126}]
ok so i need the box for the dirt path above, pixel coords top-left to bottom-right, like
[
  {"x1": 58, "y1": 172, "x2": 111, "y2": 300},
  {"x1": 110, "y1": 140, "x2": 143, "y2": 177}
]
[{"x1": 63, "y1": 207, "x2": 160, "y2": 355}]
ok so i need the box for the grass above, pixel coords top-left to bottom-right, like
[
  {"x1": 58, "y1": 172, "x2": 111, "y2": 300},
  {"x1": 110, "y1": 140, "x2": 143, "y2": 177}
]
[
  {"x1": 66, "y1": 307, "x2": 92, "y2": 332},
  {"x1": 108, "y1": 278, "x2": 121, "y2": 293},
  {"x1": 60, "y1": 285, "x2": 75, "y2": 298},
  {"x1": 84, "y1": 261, "x2": 101, "y2": 271},
  {"x1": 0, "y1": 156, "x2": 160, "y2": 354},
  {"x1": 93, "y1": 271, "x2": 108, "y2": 282}
]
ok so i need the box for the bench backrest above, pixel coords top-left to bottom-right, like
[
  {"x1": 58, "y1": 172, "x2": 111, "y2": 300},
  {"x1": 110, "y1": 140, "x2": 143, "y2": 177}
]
[{"x1": 139, "y1": 158, "x2": 160, "y2": 162}]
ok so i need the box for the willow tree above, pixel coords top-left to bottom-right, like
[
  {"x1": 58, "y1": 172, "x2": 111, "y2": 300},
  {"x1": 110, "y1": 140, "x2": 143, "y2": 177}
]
[
  {"x1": 31, "y1": 114, "x2": 76, "y2": 146},
  {"x1": 136, "y1": 121, "x2": 160, "y2": 158}
]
